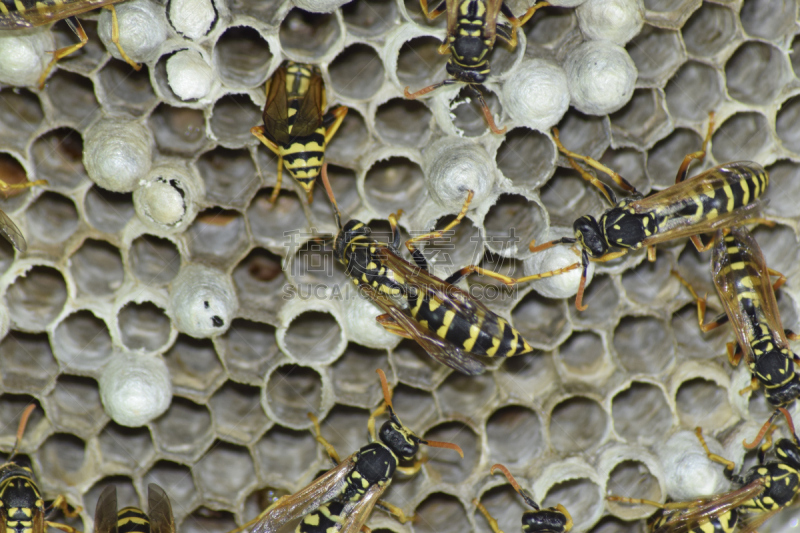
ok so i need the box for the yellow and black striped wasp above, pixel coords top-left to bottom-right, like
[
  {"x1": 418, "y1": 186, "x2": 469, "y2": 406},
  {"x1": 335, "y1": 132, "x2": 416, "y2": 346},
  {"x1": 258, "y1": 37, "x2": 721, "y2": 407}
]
[
  {"x1": 230, "y1": 369, "x2": 463, "y2": 533},
  {"x1": 93, "y1": 484, "x2": 175, "y2": 533},
  {"x1": 318, "y1": 164, "x2": 575, "y2": 375},
  {"x1": 0, "y1": 0, "x2": 140, "y2": 88},
  {"x1": 673, "y1": 225, "x2": 800, "y2": 449},
  {"x1": 530, "y1": 114, "x2": 769, "y2": 311},
  {"x1": 252, "y1": 62, "x2": 348, "y2": 204},
  {"x1": 609, "y1": 426, "x2": 800, "y2": 533},
  {"x1": 0, "y1": 405, "x2": 82, "y2": 533},
  {"x1": 474, "y1": 464, "x2": 573, "y2": 533},
  {"x1": 403, "y1": 0, "x2": 550, "y2": 134}
]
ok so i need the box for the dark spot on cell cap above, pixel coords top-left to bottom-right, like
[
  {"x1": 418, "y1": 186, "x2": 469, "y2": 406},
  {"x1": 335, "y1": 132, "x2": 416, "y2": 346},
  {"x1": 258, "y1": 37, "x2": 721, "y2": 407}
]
[
  {"x1": 204, "y1": 301, "x2": 210, "y2": 308},
  {"x1": 212, "y1": 315, "x2": 223, "y2": 327}
]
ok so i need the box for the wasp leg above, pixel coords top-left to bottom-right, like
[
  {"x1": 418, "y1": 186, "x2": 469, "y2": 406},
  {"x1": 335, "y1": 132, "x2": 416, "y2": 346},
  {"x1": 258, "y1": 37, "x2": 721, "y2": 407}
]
[
  {"x1": 405, "y1": 190, "x2": 474, "y2": 255},
  {"x1": 367, "y1": 401, "x2": 388, "y2": 443},
  {"x1": 396, "y1": 458, "x2": 426, "y2": 476},
  {"x1": 387, "y1": 210, "x2": 405, "y2": 252},
  {"x1": 376, "y1": 500, "x2": 414, "y2": 523},
  {"x1": 474, "y1": 499, "x2": 505, "y2": 533},
  {"x1": 768, "y1": 267, "x2": 787, "y2": 292},
  {"x1": 786, "y1": 329, "x2": 799, "y2": 342},
  {"x1": 37, "y1": 17, "x2": 88, "y2": 89},
  {"x1": 739, "y1": 376, "x2": 760, "y2": 397},
  {"x1": 419, "y1": 0, "x2": 447, "y2": 19},
  {"x1": 552, "y1": 128, "x2": 637, "y2": 198},
  {"x1": 727, "y1": 342, "x2": 743, "y2": 367},
  {"x1": 45, "y1": 522, "x2": 82, "y2": 533},
  {"x1": 695, "y1": 427, "x2": 736, "y2": 477},
  {"x1": 104, "y1": 5, "x2": 142, "y2": 72},
  {"x1": 323, "y1": 106, "x2": 348, "y2": 145},
  {"x1": 504, "y1": 1, "x2": 550, "y2": 49},
  {"x1": 744, "y1": 407, "x2": 794, "y2": 450},
  {"x1": 47, "y1": 495, "x2": 82, "y2": 519},
  {"x1": 307, "y1": 413, "x2": 341, "y2": 466},
  {"x1": 0, "y1": 177, "x2": 47, "y2": 195},
  {"x1": 675, "y1": 112, "x2": 714, "y2": 184},
  {"x1": 445, "y1": 263, "x2": 579, "y2": 287},
  {"x1": 689, "y1": 234, "x2": 714, "y2": 253},
  {"x1": 671, "y1": 270, "x2": 729, "y2": 333},
  {"x1": 375, "y1": 314, "x2": 414, "y2": 339},
  {"x1": 251, "y1": 126, "x2": 284, "y2": 203}
]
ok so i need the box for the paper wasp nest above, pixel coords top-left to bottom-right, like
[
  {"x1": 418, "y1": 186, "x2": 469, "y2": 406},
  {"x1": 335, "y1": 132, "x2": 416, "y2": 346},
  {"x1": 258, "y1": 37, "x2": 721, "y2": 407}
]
[{"x1": 0, "y1": 0, "x2": 799, "y2": 532}]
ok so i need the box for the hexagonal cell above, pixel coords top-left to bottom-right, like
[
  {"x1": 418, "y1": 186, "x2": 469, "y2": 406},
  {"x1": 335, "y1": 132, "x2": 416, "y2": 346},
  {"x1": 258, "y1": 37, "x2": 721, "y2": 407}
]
[
  {"x1": 539, "y1": 167, "x2": 602, "y2": 225},
  {"x1": 209, "y1": 381, "x2": 269, "y2": 445},
  {"x1": 391, "y1": 338, "x2": 451, "y2": 391},
  {"x1": 31, "y1": 128, "x2": 87, "y2": 190},
  {"x1": 725, "y1": 41, "x2": 791, "y2": 106},
  {"x1": 282, "y1": 310, "x2": 345, "y2": 365},
  {"x1": 309, "y1": 164, "x2": 359, "y2": 222},
  {"x1": 626, "y1": 26, "x2": 685, "y2": 88},
  {"x1": 568, "y1": 275, "x2": 621, "y2": 329},
  {"x1": 436, "y1": 372, "x2": 496, "y2": 417},
  {"x1": 187, "y1": 208, "x2": 249, "y2": 268},
  {"x1": 0, "y1": 395, "x2": 45, "y2": 450},
  {"x1": 231, "y1": 248, "x2": 285, "y2": 321},
  {"x1": 589, "y1": 517, "x2": 640, "y2": 533},
  {"x1": 263, "y1": 365, "x2": 323, "y2": 426},
  {"x1": 542, "y1": 477, "x2": 603, "y2": 531},
  {"x1": 614, "y1": 316, "x2": 674, "y2": 375},
  {"x1": 52, "y1": 311, "x2": 113, "y2": 372},
  {"x1": 486, "y1": 405, "x2": 545, "y2": 466},
  {"x1": 45, "y1": 375, "x2": 106, "y2": 436},
  {"x1": 152, "y1": 398, "x2": 214, "y2": 461},
  {"x1": 0, "y1": 153, "x2": 34, "y2": 203},
  {"x1": 341, "y1": 0, "x2": 396, "y2": 36},
  {"x1": 197, "y1": 148, "x2": 261, "y2": 208},
  {"x1": 681, "y1": 3, "x2": 738, "y2": 58},
  {"x1": 325, "y1": 109, "x2": 370, "y2": 163},
  {"x1": 210, "y1": 94, "x2": 262, "y2": 147},
  {"x1": 182, "y1": 507, "x2": 237, "y2": 533},
  {"x1": 611, "y1": 382, "x2": 672, "y2": 445},
  {"x1": 549, "y1": 396, "x2": 608, "y2": 454},
  {"x1": 85, "y1": 476, "x2": 139, "y2": 518},
  {"x1": 496, "y1": 128, "x2": 555, "y2": 191},
  {"x1": 313, "y1": 406, "x2": 370, "y2": 462},
  {"x1": 556, "y1": 110, "x2": 608, "y2": 161},
  {"x1": 130, "y1": 234, "x2": 181, "y2": 286},
  {"x1": 711, "y1": 112, "x2": 770, "y2": 163},
  {"x1": 557, "y1": 331, "x2": 607, "y2": 378},
  {"x1": 671, "y1": 302, "x2": 727, "y2": 360},
  {"x1": 117, "y1": 301, "x2": 172, "y2": 352},
  {"x1": 278, "y1": 9, "x2": 341, "y2": 59},
  {"x1": 610, "y1": 89, "x2": 670, "y2": 149},
  {"x1": 776, "y1": 95, "x2": 800, "y2": 154},
  {"x1": 675, "y1": 377, "x2": 732, "y2": 430},
  {"x1": 483, "y1": 194, "x2": 546, "y2": 257},
  {"x1": 25, "y1": 192, "x2": 79, "y2": 245},
  {"x1": 254, "y1": 425, "x2": 318, "y2": 481},
  {"x1": 396, "y1": 37, "x2": 448, "y2": 93},
  {"x1": 414, "y1": 493, "x2": 470, "y2": 533},
  {"x1": 69, "y1": 239, "x2": 124, "y2": 297},
  {"x1": 144, "y1": 460, "x2": 198, "y2": 518},
  {"x1": 195, "y1": 441, "x2": 255, "y2": 503},
  {"x1": 619, "y1": 253, "x2": 672, "y2": 307},
  {"x1": 511, "y1": 290, "x2": 568, "y2": 350},
  {"x1": 665, "y1": 61, "x2": 723, "y2": 121},
  {"x1": 150, "y1": 104, "x2": 208, "y2": 157},
  {"x1": 0, "y1": 332, "x2": 59, "y2": 393},
  {"x1": 475, "y1": 482, "x2": 529, "y2": 533},
  {"x1": 740, "y1": 0, "x2": 796, "y2": 41},
  {"x1": 0, "y1": 88, "x2": 43, "y2": 151},
  {"x1": 646, "y1": 127, "x2": 703, "y2": 188},
  {"x1": 525, "y1": 5, "x2": 576, "y2": 48},
  {"x1": 423, "y1": 421, "x2": 478, "y2": 484},
  {"x1": 6, "y1": 266, "x2": 68, "y2": 331},
  {"x1": 84, "y1": 186, "x2": 135, "y2": 233},
  {"x1": 451, "y1": 87, "x2": 504, "y2": 137},
  {"x1": 165, "y1": 335, "x2": 226, "y2": 402},
  {"x1": 331, "y1": 345, "x2": 388, "y2": 408},
  {"x1": 374, "y1": 99, "x2": 431, "y2": 148},
  {"x1": 246, "y1": 188, "x2": 308, "y2": 248},
  {"x1": 37, "y1": 432, "x2": 86, "y2": 480},
  {"x1": 98, "y1": 421, "x2": 156, "y2": 471},
  {"x1": 606, "y1": 460, "x2": 662, "y2": 508},
  {"x1": 98, "y1": 62, "x2": 157, "y2": 115},
  {"x1": 364, "y1": 157, "x2": 425, "y2": 215},
  {"x1": 44, "y1": 72, "x2": 100, "y2": 125},
  {"x1": 52, "y1": 19, "x2": 105, "y2": 73},
  {"x1": 215, "y1": 319, "x2": 280, "y2": 386},
  {"x1": 213, "y1": 26, "x2": 271, "y2": 88},
  {"x1": 329, "y1": 44, "x2": 384, "y2": 100},
  {"x1": 764, "y1": 160, "x2": 800, "y2": 218}
]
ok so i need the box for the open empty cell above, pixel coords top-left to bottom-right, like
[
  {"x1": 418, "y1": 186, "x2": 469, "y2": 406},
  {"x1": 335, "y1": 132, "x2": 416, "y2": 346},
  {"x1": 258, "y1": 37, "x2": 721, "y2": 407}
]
[
  {"x1": 486, "y1": 405, "x2": 544, "y2": 465},
  {"x1": 210, "y1": 93, "x2": 262, "y2": 146},
  {"x1": 150, "y1": 104, "x2": 208, "y2": 156},
  {"x1": 152, "y1": 398, "x2": 214, "y2": 460},
  {"x1": 144, "y1": 460, "x2": 197, "y2": 515},
  {"x1": 646, "y1": 128, "x2": 703, "y2": 188},
  {"x1": 606, "y1": 460, "x2": 661, "y2": 511},
  {"x1": 413, "y1": 493, "x2": 469, "y2": 533},
  {"x1": 610, "y1": 89, "x2": 667, "y2": 147},
  {"x1": 69, "y1": 239, "x2": 124, "y2": 297},
  {"x1": 210, "y1": 381, "x2": 269, "y2": 445},
  {"x1": 232, "y1": 248, "x2": 286, "y2": 316},
  {"x1": 130, "y1": 234, "x2": 181, "y2": 286},
  {"x1": 85, "y1": 476, "x2": 138, "y2": 518},
  {"x1": 0, "y1": 88, "x2": 42, "y2": 149},
  {"x1": 483, "y1": 194, "x2": 545, "y2": 256},
  {"x1": 525, "y1": 6, "x2": 575, "y2": 47},
  {"x1": 84, "y1": 187, "x2": 135, "y2": 233},
  {"x1": 555, "y1": 110, "x2": 608, "y2": 160},
  {"x1": 364, "y1": 157, "x2": 425, "y2": 214},
  {"x1": 681, "y1": 3, "x2": 737, "y2": 58},
  {"x1": 7, "y1": 266, "x2": 67, "y2": 330},
  {"x1": 611, "y1": 382, "x2": 672, "y2": 444},
  {"x1": 316, "y1": 406, "x2": 371, "y2": 459},
  {"x1": 776, "y1": 96, "x2": 800, "y2": 154},
  {"x1": 329, "y1": 44, "x2": 384, "y2": 100},
  {"x1": 98, "y1": 422, "x2": 155, "y2": 470},
  {"x1": 451, "y1": 87, "x2": 503, "y2": 137},
  {"x1": 283, "y1": 310, "x2": 344, "y2": 364},
  {"x1": 342, "y1": 0, "x2": 396, "y2": 35},
  {"x1": 0, "y1": 153, "x2": 34, "y2": 202},
  {"x1": 390, "y1": 338, "x2": 449, "y2": 391},
  {"x1": 374, "y1": 99, "x2": 431, "y2": 147},
  {"x1": 557, "y1": 331, "x2": 605, "y2": 377},
  {"x1": 165, "y1": 335, "x2": 225, "y2": 402},
  {"x1": 254, "y1": 425, "x2": 319, "y2": 480},
  {"x1": 665, "y1": 61, "x2": 722, "y2": 121},
  {"x1": 197, "y1": 147, "x2": 260, "y2": 207},
  {"x1": 614, "y1": 316, "x2": 673, "y2": 374},
  {"x1": 25, "y1": 192, "x2": 79, "y2": 244},
  {"x1": 46, "y1": 375, "x2": 106, "y2": 436},
  {"x1": 671, "y1": 302, "x2": 727, "y2": 359},
  {"x1": 182, "y1": 507, "x2": 237, "y2": 533},
  {"x1": 589, "y1": 516, "x2": 641, "y2": 533},
  {"x1": 0, "y1": 333, "x2": 59, "y2": 393},
  {"x1": 539, "y1": 167, "x2": 600, "y2": 222},
  {"x1": 437, "y1": 372, "x2": 496, "y2": 417},
  {"x1": 765, "y1": 161, "x2": 800, "y2": 217},
  {"x1": 568, "y1": 275, "x2": 621, "y2": 328},
  {"x1": 475, "y1": 483, "x2": 529, "y2": 533},
  {"x1": 263, "y1": 364, "x2": 323, "y2": 425},
  {"x1": 325, "y1": 110, "x2": 370, "y2": 162},
  {"x1": 496, "y1": 128, "x2": 555, "y2": 190},
  {"x1": 195, "y1": 441, "x2": 255, "y2": 504},
  {"x1": 53, "y1": 311, "x2": 113, "y2": 372},
  {"x1": 675, "y1": 378, "x2": 732, "y2": 430},
  {"x1": 741, "y1": 0, "x2": 796, "y2": 41},
  {"x1": 117, "y1": 301, "x2": 171, "y2": 352},
  {"x1": 279, "y1": 9, "x2": 341, "y2": 59},
  {"x1": 725, "y1": 41, "x2": 790, "y2": 105},
  {"x1": 620, "y1": 254, "x2": 672, "y2": 306},
  {"x1": 511, "y1": 291, "x2": 568, "y2": 349},
  {"x1": 98, "y1": 62, "x2": 156, "y2": 115},
  {"x1": 310, "y1": 164, "x2": 359, "y2": 220},
  {"x1": 396, "y1": 37, "x2": 448, "y2": 92},
  {"x1": 213, "y1": 26, "x2": 271, "y2": 87},
  {"x1": 37, "y1": 433, "x2": 86, "y2": 479},
  {"x1": 187, "y1": 208, "x2": 249, "y2": 267},
  {"x1": 0, "y1": 395, "x2": 43, "y2": 444},
  {"x1": 331, "y1": 346, "x2": 388, "y2": 408},
  {"x1": 45, "y1": 72, "x2": 99, "y2": 125},
  {"x1": 549, "y1": 396, "x2": 608, "y2": 453},
  {"x1": 711, "y1": 112, "x2": 770, "y2": 163},
  {"x1": 31, "y1": 128, "x2": 87, "y2": 190},
  {"x1": 541, "y1": 477, "x2": 603, "y2": 531},
  {"x1": 627, "y1": 26, "x2": 685, "y2": 87},
  {"x1": 246, "y1": 188, "x2": 308, "y2": 247},
  {"x1": 216, "y1": 319, "x2": 280, "y2": 386}
]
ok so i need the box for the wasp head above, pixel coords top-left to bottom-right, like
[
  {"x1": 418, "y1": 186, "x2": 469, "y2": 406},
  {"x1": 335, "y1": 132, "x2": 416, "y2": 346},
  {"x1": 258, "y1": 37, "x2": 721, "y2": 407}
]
[
  {"x1": 756, "y1": 350, "x2": 800, "y2": 407},
  {"x1": 573, "y1": 216, "x2": 607, "y2": 259},
  {"x1": 378, "y1": 411, "x2": 420, "y2": 462},
  {"x1": 446, "y1": 59, "x2": 487, "y2": 84},
  {"x1": 334, "y1": 220, "x2": 370, "y2": 262}
]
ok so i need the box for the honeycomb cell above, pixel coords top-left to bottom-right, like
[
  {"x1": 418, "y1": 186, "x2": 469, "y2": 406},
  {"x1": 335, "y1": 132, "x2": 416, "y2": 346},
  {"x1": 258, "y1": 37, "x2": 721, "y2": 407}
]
[
  {"x1": 247, "y1": 188, "x2": 308, "y2": 248},
  {"x1": 98, "y1": 62, "x2": 157, "y2": 116},
  {"x1": 764, "y1": 160, "x2": 800, "y2": 218},
  {"x1": 182, "y1": 508, "x2": 237, "y2": 533},
  {"x1": 98, "y1": 422, "x2": 156, "y2": 471},
  {"x1": 568, "y1": 275, "x2": 621, "y2": 329},
  {"x1": 776, "y1": 95, "x2": 800, "y2": 154},
  {"x1": 395, "y1": 36, "x2": 448, "y2": 93},
  {"x1": 475, "y1": 483, "x2": 529, "y2": 533},
  {"x1": 254, "y1": 425, "x2": 318, "y2": 481},
  {"x1": 210, "y1": 382, "x2": 269, "y2": 445},
  {"x1": 556, "y1": 331, "x2": 608, "y2": 379},
  {"x1": 614, "y1": 316, "x2": 674, "y2": 374},
  {"x1": 436, "y1": 372, "x2": 496, "y2": 417},
  {"x1": 0, "y1": 395, "x2": 44, "y2": 447},
  {"x1": 152, "y1": 398, "x2": 214, "y2": 461},
  {"x1": 25, "y1": 192, "x2": 79, "y2": 245},
  {"x1": 589, "y1": 517, "x2": 639, "y2": 533},
  {"x1": 213, "y1": 26, "x2": 271, "y2": 88},
  {"x1": 281, "y1": 310, "x2": 345, "y2": 364},
  {"x1": 324, "y1": 109, "x2": 370, "y2": 163},
  {"x1": 665, "y1": 61, "x2": 723, "y2": 121},
  {"x1": 423, "y1": 421, "x2": 478, "y2": 484},
  {"x1": 45, "y1": 375, "x2": 106, "y2": 436},
  {"x1": 626, "y1": 26, "x2": 685, "y2": 88},
  {"x1": 609, "y1": 89, "x2": 670, "y2": 149},
  {"x1": 541, "y1": 476, "x2": 603, "y2": 531},
  {"x1": 483, "y1": 193, "x2": 546, "y2": 256},
  {"x1": 549, "y1": 396, "x2": 608, "y2": 453},
  {"x1": 187, "y1": 208, "x2": 249, "y2": 268},
  {"x1": 363, "y1": 156, "x2": 425, "y2": 214},
  {"x1": 150, "y1": 104, "x2": 208, "y2": 156},
  {"x1": 671, "y1": 302, "x2": 726, "y2": 360},
  {"x1": 84, "y1": 187, "x2": 135, "y2": 233},
  {"x1": 6, "y1": 266, "x2": 67, "y2": 331},
  {"x1": 37, "y1": 432, "x2": 86, "y2": 478},
  {"x1": 144, "y1": 461, "x2": 197, "y2": 521},
  {"x1": 263, "y1": 364, "x2": 324, "y2": 427},
  {"x1": 166, "y1": 335, "x2": 226, "y2": 402},
  {"x1": 85, "y1": 476, "x2": 138, "y2": 518},
  {"x1": 0, "y1": 332, "x2": 59, "y2": 393},
  {"x1": 496, "y1": 128, "x2": 556, "y2": 191},
  {"x1": 278, "y1": 9, "x2": 342, "y2": 60},
  {"x1": 44, "y1": 72, "x2": 99, "y2": 125},
  {"x1": 451, "y1": 87, "x2": 504, "y2": 137},
  {"x1": 331, "y1": 346, "x2": 388, "y2": 408},
  {"x1": 681, "y1": 3, "x2": 737, "y2": 58},
  {"x1": 0, "y1": 88, "x2": 42, "y2": 151},
  {"x1": 117, "y1": 301, "x2": 172, "y2": 352},
  {"x1": 315, "y1": 406, "x2": 370, "y2": 461},
  {"x1": 0, "y1": 154, "x2": 32, "y2": 206},
  {"x1": 646, "y1": 127, "x2": 703, "y2": 188},
  {"x1": 389, "y1": 339, "x2": 449, "y2": 391},
  {"x1": 215, "y1": 319, "x2": 280, "y2": 386},
  {"x1": 196, "y1": 147, "x2": 261, "y2": 208},
  {"x1": 675, "y1": 377, "x2": 732, "y2": 430},
  {"x1": 129, "y1": 234, "x2": 181, "y2": 286},
  {"x1": 374, "y1": 99, "x2": 432, "y2": 147},
  {"x1": 556, "y1": 110, "x2": 608, "y2": 160},
  {"x1": 725, "y1": 41, "x2": 791, "y2": 106},
  {"x1": 195, "y1": 441, "x2": 255, "y2": 504},
  {"x1": 210, "y1": 93, "x2": 262, "y2": 147},
  {"x1": 620, "y1": 253, "x2": 672, "y2": 307},
  {"x1": 512, "y1": 290, "x2": 570, "y2": 349},
  {"x1": 329, "y1": 44, "x2": 384, "y2": 100},
  {"x1": 525, "y1": 5, "x2": 576, "y2": 48},
  {"x1": 605, "y1": 460, "x2": 662, "y2": 516},
  {"x1": 414, "y1": 493, "x2": 469, "y2": 533},
  {"x1": 740, "y1": 0, "x2": 796, "y2": 41},
  {"x1": 711, "y1": 112, "x2": 770, "y2": 163},
  {"x1": 309, "y1": 164, "x2": 359, "y2": 222},
  {"x1": 486, "y1": 405, "x2": 545, "y2": 466},
  {"x1": 52, "y1": 311, "x2": 113, "y2": 372},
  {"x1": 611, "y1": 381, "x2": 672, "y2": 445},
  {"x1": 31, "y1": 128, "x2": 86, "y2": 191},
  {"x1": 341, "y1": 0, "x2": 396, "y2": 36},
  {"x1": 69, "y1": 239, "x2": 124, "y2": 297}
]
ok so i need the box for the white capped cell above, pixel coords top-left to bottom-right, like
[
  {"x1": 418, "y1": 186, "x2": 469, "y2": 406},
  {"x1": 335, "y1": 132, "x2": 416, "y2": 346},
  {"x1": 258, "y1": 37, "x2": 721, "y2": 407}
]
[
  {"x1": 170, "y1": 263, "x2": 238, "y2": 338},
  {"x1": 84, "y1": 118, "x2": 153, "y2": 193},
  {"x1": 98, "y1": 0, "x2": 168, "y2": 64},
  {"x1": 0, "y1": 30, "x2": 52, "y2": 87},
  {"x1": 525, "y1": 228, "x2": 593, "y2": 300},
  {"x1": 100, "y1": 351, "x2": 173, "y2": 427},
  {"x1": 566, "y1": 40, "x2": 637, "y2": 116},
  {"x1": 133, "y1": 160, "x2": 204, "y2": 233},
  {"x1": 341, "y1": 283, "x2": 402, "y2": 350},
  {"x1": 576, "y1": 0, "x2": 644, "y2": 45},
  {"x1": 166, "y1": 49, "x2": 216, "y2": 101},
  {"x1": 502, "y1": 58, "x2": 570, "y2": 132},
  {"x1": 167, "y1": 0, "x2": 218, "y2": 40},
  {"x1": 655, "y1": 430, "x2": 731, "y2": 501},
  {"x1": 422, "y1": 137, "x2": 496, "y2": 211}
]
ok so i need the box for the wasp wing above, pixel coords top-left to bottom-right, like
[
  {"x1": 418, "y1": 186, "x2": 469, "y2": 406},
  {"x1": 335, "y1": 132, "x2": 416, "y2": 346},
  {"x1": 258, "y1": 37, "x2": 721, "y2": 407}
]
[
  {"x1": 251, "y1": 455, "x2": 356, "y2": 533},
  {"x1": 0, "y1": 209, "x2": 27, "y2": 253},
  {"x1": 337, "y1": 482, "x2": 388, "y2": 533},
  {"x1": 148, "y1": 484, "x2": 175, "y2": 533},
  {"x1": 263, "y1": 65, "x2": 292, "y2": 146},
  {"x1": 483, "y1": 0, "x2": 503, "y2": 45},
  {"x1": 6, "y1": 0, "x2": 120, "y2": 26},
  {"x1": 94, "y1": 486, "x2": 119, "y2": 533},
  {"x1": 736, "y1": 507, "x2": 782, "y2": 533},
  {"x1": 289, "y1": 71, "x2": 325, "y2": 139},
  {"x1": 444, "y1": 0, "x2": 459, "y2": 50}
]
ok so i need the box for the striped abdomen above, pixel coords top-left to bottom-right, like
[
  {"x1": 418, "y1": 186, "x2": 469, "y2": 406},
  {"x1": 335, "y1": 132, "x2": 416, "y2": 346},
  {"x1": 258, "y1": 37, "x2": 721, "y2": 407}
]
[
  {"x1": 117, "y1": 507, "x2": 151, "y2": 533},
  {"x1": 280, "y1": 123, "x2": 327, "y2": 188},
  {"x1": 296, "y1": 501, "x2": 346, "y2": 533},
  {"x1": 649, "y1": 508, "x2": 738, "y2": 533}
]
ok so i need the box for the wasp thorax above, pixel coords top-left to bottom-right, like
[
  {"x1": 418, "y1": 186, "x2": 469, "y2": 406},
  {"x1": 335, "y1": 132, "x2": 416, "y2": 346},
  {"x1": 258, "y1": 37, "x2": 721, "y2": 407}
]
[
  {"x1": 573, "y1": 216, "x2": 606, "y2": 258},
  {"x1": 379, "y1": 420, "x2": 419, "y2": 460},
  {"x1": 776, "y1": 439, "x2": 800, "y2": 470},
  {"x1": 755, "y1": 351, "x2": 800, "y2": 406}
]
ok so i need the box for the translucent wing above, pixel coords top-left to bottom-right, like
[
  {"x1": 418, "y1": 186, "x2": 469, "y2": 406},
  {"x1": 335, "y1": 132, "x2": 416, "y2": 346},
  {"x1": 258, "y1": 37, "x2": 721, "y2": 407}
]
[
  {"x1": 93, "y1": 486, "x2": 119, "y2": 533},
  {"x1": 0, "y1": 209, "x2": 27, "y2": 253},
  {"x1": 483, "y1": 0, "x2": 503, "y2": 45},
  {"x1": 148, "y1": 484, "x2": 175, "y2": 533},
  {"x1": 3, "y1": 0, "x2": 119, "y2": 26},
  {"x1": 263, "y1": 65, "x2": 292, "y2": 146},
  {"x1": 445, "y1": 0, "x2": 459, "y2": 49},
  {"x1": 338, "y1": 482, "x2": 388, "y2": 533},
  {"x1": 289, "y1": 71, "x2": 325, "y2": 139}
]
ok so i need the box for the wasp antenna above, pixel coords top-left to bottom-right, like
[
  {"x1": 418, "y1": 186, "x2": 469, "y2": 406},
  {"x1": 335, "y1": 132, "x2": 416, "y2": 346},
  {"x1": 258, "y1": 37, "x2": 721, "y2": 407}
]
[
  {"x1": 319, "y1": 163, "x2": 342, "y2": 230},
  {"x1": 10, "y1": 404, "x2": 36, "y2": 458},
  {"x1": 404, "y1": 80, "x2": 450, "y2": 99},
  {"x1": 490, "y1": 464, "x2": 539, "y2": 509},
  {"x1": 574, "y1": 253, "x2": 590, "y2": 311},
  {"x1": 421, "y1": 438, "x2": 464, "y2": 458},
  {"x1": 475, "y1": 90, "x2": 507, "y2": 134},
  {"x1": 376, "y1": 369, "x2": 394, "y2": 411},
  {"x1": 744, "y1": 408, "x2": 786, "y2": 450}
]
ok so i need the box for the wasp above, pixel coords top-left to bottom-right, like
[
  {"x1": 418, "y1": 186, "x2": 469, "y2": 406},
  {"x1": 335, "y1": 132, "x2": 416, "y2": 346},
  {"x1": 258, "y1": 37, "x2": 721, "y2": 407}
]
[
  {"x1": 673, "y1": 225, "x2": 800, "y2": 449},
  {"x1": 93, "y1": 484, "x2": 174, "y2": 533},
  {"x1": 403, "y1": 0, "x2": 550, "y2": 134},
  {"x1": 609, "y1": 426, "x2": 800, "y2": 533},
  {"x1": 0, "y1": 209, "x2": 29, "y2": 252},
  {"x1": 251, "y1": 62, "x2": 348, "y2": 204},
  {"x1": 530, "y1": 113, "x2": 769, "y2": 311},
  {"x1": 229, "y1": 369, "x2": 463, "y2": 533},
  {"x1": 474, "y1": 464, "x2": 572, "y2": 533},
  {"x1": 0, "y1": 0, "x2": 141, "y2": 88},
  {"x1": 318, "y1": 164, "x2": 575, "y2": 375},
  {"x1": 0, "y1": 404, "x2": 82, "y2": 533}
]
